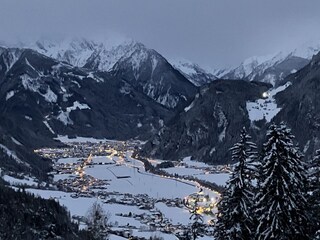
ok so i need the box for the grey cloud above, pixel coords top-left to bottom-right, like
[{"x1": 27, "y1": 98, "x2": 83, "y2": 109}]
[{"x1": 1, "y1": 0, "x2": 320, "y2": 68}]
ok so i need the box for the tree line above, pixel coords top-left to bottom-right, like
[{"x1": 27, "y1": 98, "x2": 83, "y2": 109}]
[
  {"x1": 0, "y1": 180, "x2": 94, "y2": 240},
  {"x1": 214, "y1": 123, "x2": 320, "y2": 240}
]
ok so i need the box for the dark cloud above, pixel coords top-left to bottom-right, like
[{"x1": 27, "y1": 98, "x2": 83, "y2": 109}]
[{"x1": 1, "y1": 0, "x2": 320, "y2": 68}]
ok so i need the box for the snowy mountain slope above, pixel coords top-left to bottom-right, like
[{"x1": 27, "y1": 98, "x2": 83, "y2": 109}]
[
  {"x1": 111, "y1": 45, "x2": 197, "y2": 109},
  {"x1": 221, "y1": 43, "x2": 320, "y2": 85},
  {"x1": 141, "y1": 80, "x2": 271, "y2": 164},
  {"x1": 142, "y1": 50, "x2": 320, "y2": 164},
  {"x1": 246, "y1": 82, "x2": 292, "y2": 122},
  {"x1": 30, "y1": 38, "x2": 138, "y2": 71},
  {"x1": 169, "y1": 58, "x2": 217, "y2": 86},
  {"x1": 0, "y1": 47, "x2": 25, "y2": 79},
  {"x1": 26, "y1": 38, "x2": 197, "y2": 109}
]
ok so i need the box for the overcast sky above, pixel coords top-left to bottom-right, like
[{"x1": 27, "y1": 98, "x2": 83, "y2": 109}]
[{"x1": 1, "y1": 0, "x2": 320, "y2": 68}]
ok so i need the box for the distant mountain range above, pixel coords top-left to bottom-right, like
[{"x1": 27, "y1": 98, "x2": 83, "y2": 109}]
[
  {"x1": 170, "y1": 42, "x2": 320, "y2": 87},
  {"x1": 22, "y1": 38, "x2": 320, "y2": 88},
  {"x1": 219, "y1": 45, "x2": 320, "y2": 86},
  {"x1": 1, "y1": 37, "x2": 320, "y2": 176}
]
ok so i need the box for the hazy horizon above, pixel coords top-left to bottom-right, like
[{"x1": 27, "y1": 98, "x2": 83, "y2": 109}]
[{"x1": 1, "y1": 0, "x2": 320, "y2": 68}]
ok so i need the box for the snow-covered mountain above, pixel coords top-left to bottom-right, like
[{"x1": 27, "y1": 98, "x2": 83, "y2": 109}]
[
  {"x1": 141, "y1": 80, "x2": 271, "y2": 164},
  {"x1": 29, "y1": 38, "x2": 138, "y2": 72},
  {"x1": 25, "y1": 38, "x2": 197, "y2": 109},
  {"x1": 220, "y1": 43, "x2": 320, "y2": 85},
  {"x1": 0, "y1": 46, "x2": 176, "y2": 175},
  {"x1": 142, "y1": 49, "x2": 320, "y2": 164},
  {"x1": 112, "y1": 47, "x2": 197, "y2": 109},
  {"x1": 168, "y1": 58, "x2": 217, "y2": 86}
]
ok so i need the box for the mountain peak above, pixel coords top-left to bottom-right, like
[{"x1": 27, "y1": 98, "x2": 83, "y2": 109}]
[
  {"x1": 220, "y1": 42, "x2": 320, "y2": 85},
  {"x1": 168, "y1": 58, "x2": 217, "y2": 86}
]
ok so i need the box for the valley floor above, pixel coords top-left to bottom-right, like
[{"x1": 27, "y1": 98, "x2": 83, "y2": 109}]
[{"x1": 4, "y1": 137, "x2": 229, "y2": 239}]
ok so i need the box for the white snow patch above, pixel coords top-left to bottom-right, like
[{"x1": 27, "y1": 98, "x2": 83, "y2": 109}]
[
  {"x1": 184, "y1": 101, "x2": 194, "y2": 112},
  {"x1": 182, "y1": 156, "x2": 211, "y2": 168},
  {"x1": 87, "y1": 72, "x2": 104, "y2": 82},
  {"x1": 3, "y1": 175, "x2": 37, "y2": 187},
  {"x1": 11, "y1": 137, "x2": 23, "y2": 146},
  {"x1": 41, "y1": 86, "x2": 57, "y2": 103},
  {"x1": 71, "y1": 80, "x2": 81, "y2": 88},
  {"x1": 43, "y1": 121, "x2": 55, "y2": 134},
  {"x1": 56, "y1": 102, "x2": 90, "y2": 125},
  {"x1": 66, "y1": 101, "x2": 90, "y2": 112},
  {"x1": 261, "y1": 73, "x2": 277, "y2": 86},
  {"x1": 60, "y1": 86, "x2": 67, "y2": 93},
  {"x1": 24, "y1": 115, "x2": 32, "y2": 121},
  {"x1": 57, "y1": 111, "x2": 73, "y2": 125},
  {"x1": 21, "y1": 74, "x2": 39, "y2": 92},
  {"x1": 169, "y1": 58, "x2": 197, "y2": 75},
  {"x1": 6, "y1": 90, "x2": 15, "y2": 101},
  {"x1": 218, "y1": 127, "x2": 226, "y2": 142},
  {"x1": 20, "y1": 74, "x2": 57, "y2": 103},
  {"x1": 54, "y1": 135, "x2": 119, "y2": 143},
  {"x1": 303, "y1": 140, "x2": 310, "y2": 153},
  {"x1": 25, "y1": 58, "x2": 36, "y2": 71},
  {"x1": 62, "y1": 93, "x2": 73, "y2": 102},
  {"x1": 151, "y1": 55, "x2": 158, "y2": 75},
  {"x1": 246, "y1": 82, "x2": 291, "y2": 122},
  {"x1": 184, "y1": 93, "x2": 199, "y2": 112},
  {"x1": 214, "y1": 104, "x2": 227, "y2": 142},
  {"x1": 130, "y1": 50, "x2": 148, "y2": 73}
]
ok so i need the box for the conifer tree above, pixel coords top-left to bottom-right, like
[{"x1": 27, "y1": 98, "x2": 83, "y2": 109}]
[
  {"x1": 85, "y1": 202, "x2": 110, "y2": 240},
  {"x1": 214, "y1": 128, "x2": 257, "y2": 240},
  {"x1": 314, "y1": 230, "x2": 320, "y2": 240},
  {"x1": 189, "y1": 199, "x2": 206, "y2": 240},
  {"x1": 308, "y1": 149, "x2": 320, "y2": 237},
  {"x1": 255, "y1": 123, "x2": 309, "y2": 240}
]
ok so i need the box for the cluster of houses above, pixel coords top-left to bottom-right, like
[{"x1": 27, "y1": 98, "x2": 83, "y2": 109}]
[{"x1": 35, "y1": 139, "x2": 128, "y2": 161}]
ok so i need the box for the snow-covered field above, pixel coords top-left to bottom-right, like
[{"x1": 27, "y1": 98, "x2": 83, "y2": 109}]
[
  {"x1": 27, "y1": 185, "x2": 213, "y2": 239},
  {"x1": 85, "y1": 162, "x2": 210, "y2": 199},
  {"x1": 246, "y1": 82, "x2": 291, "y2": 122},
  {"x1": 54, "y1": 135, "x2": 123, "y2": 143},
  {"x1": 164, "y1": 166, "x2": 229, "y2": 186},
  {"x1": 3, "y1": 175, "x2": 38, "y2": 187},
  {"x1": 161, "y1": 156, "x2": 230, "y2": 187}
]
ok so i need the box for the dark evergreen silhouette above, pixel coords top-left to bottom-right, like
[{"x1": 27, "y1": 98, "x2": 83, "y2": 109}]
[
  {"x1": 0, "y1": 181, "x2": 93, "y2": 240},
  {"x1": 214, "y1": 128, "x2": 257, "y2": 240},
  {"x1": 189, "y1": 199, "x2": 206, "y2": 240},
  {"x1": 308, "y1": 149, "x2": 320, "y2": 237},
  {"x1": 85, "y1": 202, "x2": 110, "y2": 240},
  {"x1": 255, "y1": 123, "x2": 309, "y2": 240},
  {"x1": 314, "y1": 230, "x2": 320, "y2": 240}
]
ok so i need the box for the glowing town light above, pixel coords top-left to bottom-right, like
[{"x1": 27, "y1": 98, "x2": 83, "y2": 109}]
[{"x1": 262, "y1": 92, "x2": 269, "y2": 98}]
